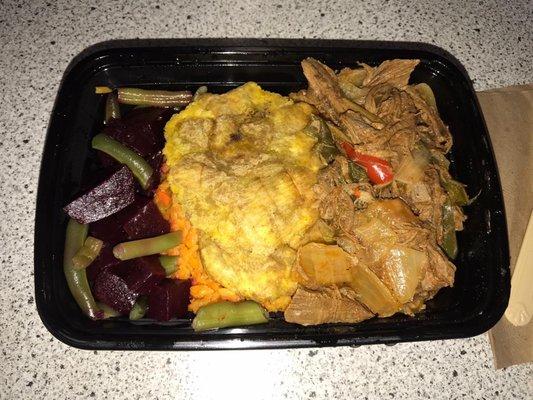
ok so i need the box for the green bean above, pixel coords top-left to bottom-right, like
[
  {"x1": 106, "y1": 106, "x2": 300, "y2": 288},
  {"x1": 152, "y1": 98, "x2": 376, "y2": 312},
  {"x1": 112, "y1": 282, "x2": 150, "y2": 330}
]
[
  {"x1": 441, "y1": 199, "x2": 458, "y2": 259},
  {"x1": 117, "y1": 88, "x2": 193, "y2": 107},
  {"x1": 192, "y1": 300, "x2": 269, "y2": 332},
  {"x1": 113, "y1": 232, "x2": 182, "y2": 261},
  {"x1": 129, "y1": 297, "x2": 148, "y2": 320},
  {"x1": 72, "y1": 236, "x2": 103, "y2": 270},
  {"x1": 443, "y1": 179, "x2": 469, "y2": 206},
  {"x1": 97, "y1": 302, "x2": 120, "y2": 319},
  {"x1": 63, "y1": 219, "x2": 103, "y2": 320},
  {"x1": 159, "y1": 255, "x2": 179, "y2": 276},
  {"x1": 92, "y1": 133, "x2": 153, "y2": 190},
  {"x1": 105, "y1": 92, "x2": 121, "y2": 123}
]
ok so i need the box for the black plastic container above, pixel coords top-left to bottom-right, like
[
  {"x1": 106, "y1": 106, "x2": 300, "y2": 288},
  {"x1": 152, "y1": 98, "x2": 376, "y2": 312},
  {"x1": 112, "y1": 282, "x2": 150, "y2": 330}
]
[{"x1": 35, "y1": 39, "x2": 510, "y2": 350}]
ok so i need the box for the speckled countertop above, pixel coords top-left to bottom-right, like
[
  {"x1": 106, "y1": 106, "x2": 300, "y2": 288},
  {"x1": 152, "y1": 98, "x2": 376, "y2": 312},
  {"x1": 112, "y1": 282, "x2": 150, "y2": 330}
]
[{"x1": 0, "y1": 1, "x2": 532, "y2": 399}]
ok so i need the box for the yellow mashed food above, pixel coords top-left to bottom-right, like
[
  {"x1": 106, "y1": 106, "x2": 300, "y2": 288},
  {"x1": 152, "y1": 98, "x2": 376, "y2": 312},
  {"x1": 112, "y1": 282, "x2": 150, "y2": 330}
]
[{"x1": 162, "y1": 82, "x2": 323, "y2": 311}]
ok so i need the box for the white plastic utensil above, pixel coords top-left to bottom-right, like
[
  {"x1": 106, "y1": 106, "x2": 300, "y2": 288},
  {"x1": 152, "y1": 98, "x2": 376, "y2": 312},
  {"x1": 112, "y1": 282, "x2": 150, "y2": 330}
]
[{"x1": 505, "y1": 210, "x2": 533, "y2": 326}]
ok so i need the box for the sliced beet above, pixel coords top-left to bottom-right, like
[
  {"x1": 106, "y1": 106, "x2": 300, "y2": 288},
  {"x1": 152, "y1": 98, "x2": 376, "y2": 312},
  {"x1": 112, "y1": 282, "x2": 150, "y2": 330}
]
[
  {"x1": 93, "y1": 271, "x2": 138, "y2": 315},
  {"x1": 148, "y1": 150, "x2": 164, "y2": 173},
  {"x1": 118, "y1": 255, "x2": 166, "y2": 295},
  {"x1": 64, "y1": 166, "x2": 135, "y2": 224},
  {"x1": 101, "y1": 107, "x2": 173, "y2": 158},
  {"x1": 89, "y1": 198, "x2": 138, "y2": 245},
  {"x1": 89, "y1": 210, "x2": 129, "y2": 245},
  {"x1": 147, "y1": 279, "x2": 191, "y2": 321},
  {"x1": 89, "y1": 195, "x2": 154, "y2": 244},
  {"x1": 86, "y1": 244, "x2": 121, "y2": 284},
  {"x1": 145, "y1": 150, "x2": 165, "y2": 193},
  {"x1": 123, "y1": 199, "x2": 170, "y2": 240}
]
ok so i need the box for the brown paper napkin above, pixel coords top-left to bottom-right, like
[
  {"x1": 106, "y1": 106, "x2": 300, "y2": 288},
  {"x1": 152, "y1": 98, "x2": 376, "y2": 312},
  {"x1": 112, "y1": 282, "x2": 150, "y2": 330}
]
[{"x1": 477, "y1": 84, "x2": 533, "y2": 369}]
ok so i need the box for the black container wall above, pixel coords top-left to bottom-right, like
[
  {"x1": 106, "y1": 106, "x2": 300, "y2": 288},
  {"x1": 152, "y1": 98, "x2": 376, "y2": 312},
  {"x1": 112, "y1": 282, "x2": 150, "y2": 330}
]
[{"x1": 35, "y1": 39, "x2": 510, "y2": 350}]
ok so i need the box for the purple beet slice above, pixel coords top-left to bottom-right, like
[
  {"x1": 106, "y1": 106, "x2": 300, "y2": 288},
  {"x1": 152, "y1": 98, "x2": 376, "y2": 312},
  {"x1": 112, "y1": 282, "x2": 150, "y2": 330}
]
[
  {"x1": 147, "y1": 279, "x2": 191, "y2": 321},
  {"x1": 89, "y1": 196, "x2": 145, "y2": 244},
  {"x1": 123, "y1": 199, "x2": 170, "y2": 240},
  {"x1": 86, "y1": 244, "x2": 121, "y2": 284},
  {"x1": 93, "y1": 271, "x2": 138, "y2": 315},
  {"x1": 64, "y1": 166, "x2": 135, "y2": 224},
  {"x1": 101, "y1": 107, "x2": 173, "y2": 158},
  {"x1": 119, "y1": 255, "x2": 166, "y2": 295},
  {"x1": 89, "y1": 211, "x2": 128, "y2": 245},
  {"x1": 148, "y1": 150, "x2": 164, "y2": 174},
  {"x1": 145, "y1": 150, "x2": 164, "y2": 193},
  {"x1": 89, "y1": 195, "x2": 160, "y2": 244}
]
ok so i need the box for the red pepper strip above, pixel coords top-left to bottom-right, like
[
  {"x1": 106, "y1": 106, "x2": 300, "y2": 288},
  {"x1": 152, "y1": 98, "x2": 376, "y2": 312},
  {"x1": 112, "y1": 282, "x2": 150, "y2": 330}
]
[{"x1": 341, "y1": 142, "x2": 394, "y2": 184}]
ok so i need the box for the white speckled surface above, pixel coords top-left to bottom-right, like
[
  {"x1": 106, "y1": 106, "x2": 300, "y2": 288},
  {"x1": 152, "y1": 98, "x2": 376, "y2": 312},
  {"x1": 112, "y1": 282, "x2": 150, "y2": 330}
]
[{"x1": 0, "y1": 0, "x2": 532, "y2": 399}]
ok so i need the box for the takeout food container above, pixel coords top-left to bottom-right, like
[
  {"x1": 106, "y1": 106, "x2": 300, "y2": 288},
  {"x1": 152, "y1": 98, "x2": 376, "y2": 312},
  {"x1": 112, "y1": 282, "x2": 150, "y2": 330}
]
[{"x1": 34, "y1": 39, "x2": 510, "y2": 350}]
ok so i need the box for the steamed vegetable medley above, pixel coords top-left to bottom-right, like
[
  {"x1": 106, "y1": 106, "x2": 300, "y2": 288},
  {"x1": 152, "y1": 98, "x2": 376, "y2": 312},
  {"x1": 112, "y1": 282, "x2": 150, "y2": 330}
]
[{"x1": 63, "y1": 57, "x2": 468, "y2": 330}]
